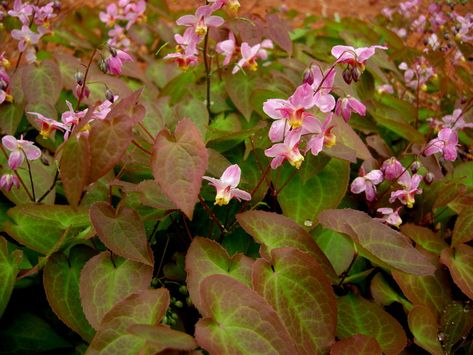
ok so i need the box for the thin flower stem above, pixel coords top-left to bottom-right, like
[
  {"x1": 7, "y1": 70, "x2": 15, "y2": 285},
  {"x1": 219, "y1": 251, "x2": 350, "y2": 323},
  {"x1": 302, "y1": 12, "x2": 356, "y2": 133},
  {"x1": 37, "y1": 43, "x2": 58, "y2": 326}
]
[
  {"x1": 198, "y1": 194, "x2": 226, "y2": 235},
  {"x1": 202, "y1": 25, "x2": 212, "y2": 117},
  {"x1": 181, "y1": 212, "x2": 193, "y2": 242},
  {"x1": 156, "y1": 234, "x2": 170, "y2": 277},
  {"x1": 132, "y1": 140, "x2": 152, "y2": 155},
  {"x1": 36, "y1": 169, "x2": 59, "y2": 203},
  {"x1": 76, "y1": 48, "x2": 97, "y2": 111},
  {"x1": 138, "y1": 122, "x2": 155, "y2": 143},
  {"x1": 337, "y1": 252, "x2": 358, "y2": 287},
  {"x1": 0, "y1": 146, "x2": 34, "y2": 201},
  {"x1": 23, "y1": 152, "x2": 36, "y2": 201},
  {"x1": 239, "y1": 163, "x2": 271, "y2": 213}
]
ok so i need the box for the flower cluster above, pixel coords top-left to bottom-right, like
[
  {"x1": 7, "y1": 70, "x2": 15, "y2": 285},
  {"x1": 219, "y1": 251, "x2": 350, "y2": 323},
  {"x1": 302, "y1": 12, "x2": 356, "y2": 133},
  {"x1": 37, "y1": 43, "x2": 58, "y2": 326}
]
[
  {"x1": 263, "y1": 45, "x2": 386, "y2": 170},
  {"x1": 0, "y1": 53, "x2": 11, "y2": 105},
  {"x1": 398, "y1": 58, "x2": 435, "y2": 91},
  {"x1": 8, "y1": 0, "x2": 58, "y2": 63}
]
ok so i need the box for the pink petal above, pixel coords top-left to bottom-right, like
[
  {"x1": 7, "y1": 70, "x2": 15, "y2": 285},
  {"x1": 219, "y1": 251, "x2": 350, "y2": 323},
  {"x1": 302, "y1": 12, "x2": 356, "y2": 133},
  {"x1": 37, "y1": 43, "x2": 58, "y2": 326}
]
[
  {"x1": 265, "y1": 143, "x2": 287, "y2": 157},
  {"x1": 2, "y1": 135, "x2": 18, "y2": 151},
  {"x1": 290, "y1": 83, "x2": 315, "y2": 109},
  {"x1": 268, "y1": 119, "x2": 289, "y2": 142},
  {"x1": 231, "y1": 188, "x2": 251, "y2": 201},
  {"x1": 377, "y1": 207, "x2": 394, "y2": 215},
  {"x1": 331, "y1": 45, "x2": 355, "y2": 62},
  {"x1": 364, "y1": 183, "x2": 377, "y2": 201},
  {"x1": 205, "y1": 15, "x2": 224, "y2": 28},
  {"x1": 263, "y1": 99, "x2": 287, "y2": 120},
  {"x1": 348, "y1": 97, "x2": 366, "y2": 116},
  {"x1": 270, "y1": 155, "x2": 285, "y2": 169},
  {"x1": 350, "y1": 177, "x2": 367, "y2": 194},
  {"x1": 314, "y1": 93, "x2": 335, "y2": 113},
  {"x1": 23, "y1": 144, "x2": 41, "y2": 161},
  {"x1": 176, "y1": 14, "x2": 197, "y2": 26},
  {"x1": 220, "y1": 164, "x2": 241, "y2": 188},
  {"x1": 8, "y1": 150, "x2": 23, "y2": 170},
  {"x1": 365, "y1": 169, "x2": 384, "y2": 184}
]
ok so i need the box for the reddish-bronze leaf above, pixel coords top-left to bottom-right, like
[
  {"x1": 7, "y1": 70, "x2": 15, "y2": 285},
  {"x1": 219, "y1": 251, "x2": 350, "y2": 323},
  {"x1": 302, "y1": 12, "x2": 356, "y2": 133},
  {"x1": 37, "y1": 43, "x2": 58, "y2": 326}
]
[
  {"x1": 195, "y1": 274, "x2": 298, "y2": 354},
  {"x1": 89, "y1": 202, "x2": 153, "y2": 266},
  {"x1": 252, "y1": 247, "x2": 337, "y2": 354},
  {"x1": 59, "y1": 134, "x2": 90, "y2": 206},
  {"x1": 318, "y1": 209, "x2": 436, "y2": 275},
  {"x1": 237, "y1": 210, "x2": 337, "y2": 282},
  {"x1": 105, "y1": 88, "x2": 144, "y2": 124},
  {"x1": 336, "y1": 294, "x2": 407, "y2": 355},
  {"x1": 408, "y1": 305, "x2": 443, "y2": 355},
  {"x1": 79, "y1": 251, "x2": 152, "y2": 329},
  {"x1": 452, "y1": 207, "x2": 473, "y2": 246},
  {"x1": 152, "y1": 118, "x2": 208, "y2": 219},
  {"x1": 400, "y1": 224, "x2": 448, "y2": 255},
  {"x1": 88, "y1": 114, "x2": 134, "y2": 184},
  {"x1": 330, "y1": 334, "x2": 382, "y2": 355},
  {"x1": 185, "y1": 237, "x2": 254, "y2": 311},
  {"x1": 441, "y1": 245, "x2": 473, "y2": 300}
]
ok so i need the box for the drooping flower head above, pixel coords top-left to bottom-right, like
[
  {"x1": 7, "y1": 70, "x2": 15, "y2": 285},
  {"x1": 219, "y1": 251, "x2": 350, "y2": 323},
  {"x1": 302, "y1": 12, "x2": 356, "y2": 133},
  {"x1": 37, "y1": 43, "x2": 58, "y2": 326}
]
[
  {"x1": 423, "y1": 128, "x2": 458, "y2": 162},
  {"x1": 335, "y1": 96, "x2": 366, "y2": 123},
  {"x1": 389, "y1": 173, "x2": 423, "y2": 208},
  {"x1": 0, "y1": 174, "x2": 20, "y2": 192},
  {"x1": 216, "y1": 31, "x2": 237, "y2": 66},
  {"x1": 2, "y1": 135, "x2": 42, "y2": 170},
  {"x1": 376, "y1": 207, "x2": 402, "y2": 228},
  {"x1": 350, "y1": 169, "x2": 384, "y2": 202},
  {"x1": 28, "y1": 112, "x2": 69, "y2": 139},
  {"x1": 209, "y1": 0, "x2": 240, "y2": 14},
  {"x1": 305, "y1": 114, "x2": 337, "y2": 157},
  {"x1": 176, "y1": 5, "x2": 224, "y2": 37},
  {"x1": 380, "y1": 157, "x2": 405, "y2": 181},
  {"x1": 203, "y1": 164, "x2": 251, "y2": 206},
  {"x1": 265, "y1": 130, "x2": 304, "y2": 170},
  {"x1": 105, "y1": 49, "x2": 133, "y2": 75},
  {"x1": 331, "y1": 45, "x2": 387, "y2": 72}
]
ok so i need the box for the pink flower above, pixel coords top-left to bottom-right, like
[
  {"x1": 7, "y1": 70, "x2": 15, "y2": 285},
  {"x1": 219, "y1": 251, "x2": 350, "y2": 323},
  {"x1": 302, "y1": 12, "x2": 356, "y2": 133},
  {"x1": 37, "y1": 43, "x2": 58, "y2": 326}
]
[
  {"x1": 203, "y1": 164, "x2": 251, "y2": 206},
  {"x1": 0, "y1": 174, "x2": 20, "y2": 192},
  {"x1": 216, "y1": 31, "x2": 237, "y2": 66},
  {"x1": 331, "y1": 45, "x2": 387, "y2": 68},
  {"x1": 34, "y1": 2, "x2": 56, "y2": 26},
  {"x1": 164, "y1": 31, "x2": 199, "y2": 71},
  {"x1": 389, "y1": 173, "x2": 423, "y2": 208},
  {"x1": 308, "y1": 66, "x2": 336, "y2": 112},
  {"x1": 232, "y1": 41, "x2": 272, "y2": 74},
  {"x1": 107, "y1": 25, "x2": 131, "y2": 49},
  {"x1": 176, "y1": 5, "x2": 224, "y2": 36},
  {"x1": 92, "y1": 97, "x2": 118, "y2": 120},
  {"x1": 27, "y1": 112, "x2": 69, "y2": 139},
  {"x1": 8, "y1": 0, "x2": 33, "y2": 25},
  {"x1": 0, "y1": 68, "x2": 11, "y2": 104},
  {"x1": 350, "y1": 169, "x2": 384, "y2": 202},
  {"x1": 377, "y1": 84, "x2": 394, "y2": 94},
  {"x1": 335, "y1": 96, "x2": 366, "y2": 123},
  {"x1": 441, "y1": 109, "x2": 473, "y2": 131},
  {"x1": 376, "y1": 207, "x2": 402, "y2": 228},
  {"x1": 265, "y1": 131, "x2": 304, "y2": 169},
  {"x1": 99, "y1": 3, "x2": 118, "y2": 27},
  {"x1": 106, "y1": 49, "x2": 133, "y2": 75},
  {"x1": 2, "y1": 135, "x2": 41, "y2": 170},
  {"x1": 209, "y1": 0, "x2": 240, "y2": 13},
  {"x1": 305, "y1": 114, "x2": 336, "y2": 156},
  {"x1": 264, "y1": 83, "x2": 317, "y2": 141},
  {"x1": 174, "y1": 28, "x2": 201, "y2": 51},
  {"x1": 380, "y1": 157, "x2": 404, "y2": 181},
  {"x1": 423, "y1": 128, "x2": 458, "y2": 161},
  {"x1": 61, "y1": 100, "x2": 88, "y2": 126},
  {"x1": 11, "y1": 25, "x2": 43, "y2": 52}
]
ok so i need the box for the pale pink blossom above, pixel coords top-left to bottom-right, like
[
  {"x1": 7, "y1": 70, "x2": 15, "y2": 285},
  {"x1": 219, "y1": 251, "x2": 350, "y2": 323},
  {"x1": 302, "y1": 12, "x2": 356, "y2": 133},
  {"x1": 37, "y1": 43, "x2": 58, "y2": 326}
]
[
  {"x1": 305, "y1": 114, "x2": 336, "y2": 157},
  {"x1": 441, "y1": 109, "x2": 473, "y2": 131},
  {"x1": 203, "y1": 164, "x2": 251, "y2": 206},
  {"x1": 11, "y1": 25, "x2": 43, "y2": 53},
  {"x1": 99, "y1": 3, "x2": 119, "y2": 26},
  {"x1": 105, "y1": 49, "x2": 133, "y2": 75},
  {"x1": 27, "y1": 112, "x2": 69, "y2": 139},
  {"x1": 0, "y1": 174, "x2": 20, "y2": 192},
  {"x1": 377, "y1": 84, "x2": 394, "y2": 94},
  {"x1": 423, "y1": 128, "x2": 458, "y2": 161},
  {"x1": 331, "y1": 45, "x2": 387, "y2": 68},
  {"x1": 2, "y1": 135, "x2": 41, "y2": 170},
  {"x1": 176, "y1": 5, "x2": 224, "y2": 36},
  {"x1": 335, "y1": 96, "x2": 366, "y2": 123},
  {"x1": 8, "y1": 0, "x2": 33, "y2": 25},
  {"x1": 34, "y1": 2, "x2": 56, "y2": 26},
  {"x1": 265, "y1": 130, "x2": 304, "y2": 169},
  {"x1": 380, "y1": 157, "x2": 404, "y2": 181},
  {"x1": 389, "y1": 173, "x2": 423, "y2": 208},
  {"x1": 61, "y1": 100, "x2": 88, "y2": 126},
  {"x1": 107, "y1": 25, "x2": 131, "y2": 49},
  {"x1": 376, "y1": 207, "x2": 402, "y2": 228},
  {"x1": 350, "y1": 170, "x2": 384, "y2": 202},
  {"x1": 216, "y1": 31, "x2": 237, "y2": 66},
  {"x1": 209, "y1": 0, "x2": 240, "y2": 13},
  {"x1": 232, "y1": 41, "x2": 272, "y2": 74}
]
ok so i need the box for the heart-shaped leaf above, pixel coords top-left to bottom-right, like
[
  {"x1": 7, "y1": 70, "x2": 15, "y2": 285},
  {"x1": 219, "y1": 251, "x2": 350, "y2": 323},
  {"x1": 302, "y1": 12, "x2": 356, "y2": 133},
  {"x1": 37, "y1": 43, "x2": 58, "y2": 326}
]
[
  {"x1": 22, "y1": 60, "x2": 62, "y2": 106},
  {"x1": 318, "y1": 209, "x2": 436, "y2": 275},
  {"x1": 253, "y1": 247, "x2": 337, "y2": 354},
  {"x1": 79, "y1": 251, "x2": 153, "y2": 329},
  {"x1": 43, "y1": 245, "x2": 96, "y2": 341},
  {"x1": 237, "y1": 210, "x2": 337, "y2": 282},
  {"x1": 452, "y1": 207, "x2": 473, "y2": 246},
  {"x1": 152, "y1": 118, "x2": 208, "y2": 219},
  {"x1": 0, "y1": 102, "x2": 23, "y2": 135},
  {"x1": 224, "y1": 72, "x2": 255, "y2": 121},
  {"x1": 330, "y1": 334, "x2": 382, "y2": 355},
  {"x1": 185, "y1": 237, "x2": 254, "y2": 311},
  {"x1": 89, "y1": 202, "x2": 153, "y2": 266},
  {"x1": 0, "y1": 237, "x2": 22, "y2": 318},
  {"x1": 336, "y1": 293, "x2": 407, "y2": 355},
  {"x1": 408, "y1": 305, "x2": 443, "y2": 355},
  {"x1": 195, "y1": 274, "x2": 298, "y2": 354},
  {"x1": 441, "y1": 245, "x2": 473, "y2": 300}
]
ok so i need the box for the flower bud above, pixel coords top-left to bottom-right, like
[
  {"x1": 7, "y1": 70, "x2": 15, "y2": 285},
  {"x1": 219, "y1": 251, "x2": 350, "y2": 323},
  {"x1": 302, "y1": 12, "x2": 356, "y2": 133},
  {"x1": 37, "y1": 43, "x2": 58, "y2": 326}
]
[
  {"x1": 303, "y1": 68, "x2": 314, "y2": 85},
  {"x1": 109, "y1": 46, "x2": 118, "y2": 57},
  {"x1": 351, "y1": 66, "x2": 362, "y2": 82},
  {"x1": 0, "y1": 78, "x2": 7, "y2": 90},
  {"x1": 174, "y1": 300, "x2": 183, "y2": 308},
  {"x1": 52, "y1": 0, "x2": 61, "y2": 11},
  {"x1": 342, "y1": 67, "x2": 352, "y2": 84},
  {"x1": 424, "y1": 172, "x2": 434, "y2": 185},
  {"x1": 178, "y1": 285, "x2": 188, "y2": 295},
  {"x1": 411, "y1": 161, "x2": 421, "y2": 174},
  {"x1": 99, "y1": 59, "x2": 108, "y2": 73},
  {"x1": 105, "y1": 89, "x2": 114, "y2": 103},
  {"x1": 74, "y1": 71, "x2": 84, "y2": 86}
]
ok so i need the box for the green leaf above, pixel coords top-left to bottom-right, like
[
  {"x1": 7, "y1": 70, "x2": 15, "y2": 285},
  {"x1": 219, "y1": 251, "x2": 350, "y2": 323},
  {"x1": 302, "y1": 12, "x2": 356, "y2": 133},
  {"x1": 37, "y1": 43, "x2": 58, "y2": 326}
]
[
  {"x1": 332, "y1": 115, "x2": 373, "y2": 161},
  {"x1": 439, "y1": 301, "x2": 473, "y2": 354},
  {"x1": 441, "y1": 245, "x2": 473, "y2": 300},
  {"x1": 400, "y1": 224, "x2": 448, "y2": 255},
  {"x1": 356, "y1": 70, "x2": 375, "y2": 101},
  {"x1": 151, "y1": 118, "x2": 208, "y2": 219},
  {"x1": 276, "y1": 158, "x2": 349, "y2": 227},
  {"x1": 175, "y1": 96, "x2": 209, "y2": 137},
  {"x1": 318, "y1": 209, "x2": 436, "y2": 275},
  {"x1": 448, "y1": 161, "x2": 473, "y2": 189},
  {"x1": 237, "y1": 210, "x2": 337, "y2": 282},
  {"x1": 89, "y1": 202, "x2": 153, "y2": 266},
  {"x1": 4, "y1": 205, "x2": 90, "y2": 254},
  {"x1": 0, "y1": 103, "x2": 23, "y2": 135},
  {"x1": 336, "y1": 293, "x2": 407, "y2": 355},
  {"x1": 43, "y1": 245, "x2": 96, "y2": 341},
  {"x1": 330, "y1": 334, "x2": 382, "y2": 355},
  {"x1": 370, "y1": 272, "x2": 411, "y2": 308},
  {"x1": 0, "y1": 312, "x2": 71, "y2": 353},
  {"x1": 60, "y1": 134, "x2": 90, "y2": 206},
  {"x1": 195, "y1": 275, "x2": 298, "y2": 354},
  {"x1": 452, "y1": 207, "x2": 473, "y2": 246},
  {"x1": 185, "y1": 237, "x2": 254, "y2": 311},
  {"x1": 87, "y1": 288, "x2": 171, "y2": 354},
  {"x1": 79, "y1": 251, "x2": 153, "y2": 329},
  {"x1": 253, "y1": 247, "x2": 337, "y2": 354},
  {"x1": 21, "y1": 60, "x2": 62, "y2": 106},
  {"x1": 224, "y1": 72, "x2": 255, "y2": 121},
  {"x1": 0, "y1": 237, "x2": 22, "y2": 318},
  {"x1": 408, "y1": 305, "x2": 444, "y2": 355}
]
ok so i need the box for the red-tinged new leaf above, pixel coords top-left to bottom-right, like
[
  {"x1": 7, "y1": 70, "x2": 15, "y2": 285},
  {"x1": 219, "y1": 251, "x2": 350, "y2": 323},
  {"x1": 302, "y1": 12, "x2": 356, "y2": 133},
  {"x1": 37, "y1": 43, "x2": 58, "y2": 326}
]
[
  {"x1": 400, "y1": 224, "x2": 448, "y2": 255},
  {"x1": 127, "y1": 324, "x2": 197, "y2": 354},
  {"x1": 237, "y1": 210, "x2": 337, "y2": 282},
  {"x1": 330, "y1": 334, "x2": 382, "y2": 355},
  {"x1": 79, "y1": 251, "x2": 153, "y2": 329},
  {"x1": 105, "y1": 88, "x2": 144, "y2": 124},
  {"x1": 265, "y1": 14, "x2": 292, "y2": 55},
  {"x1": 185, "y1": 237, "x2": 254, "y2": 311},
  {"x1": 318, "y1": 209, "x2": 436, "y2": 275},
  {"x1": 195, "y1": 274, "x2": 298, "y2": 354},
  {"x1": 336, "y1": 293, "x2": 407, "y2": 355},
  {"x1": 392, "y1": 267, "x2": 452, "y2": 315},
  {"x1": 87, "y1": 288, "x2": 170, "y2": 354},
  {"x1": 252, "y1": 247, "x2": 337, "y2": 354},
  {"x1": 152, "y1": 118, "x2": 208, "y2": 219},
  {"x1": 87, "y1": 114, "x2": 134, "y2": 184},
  {"x1": 452, "y1": 207, "x2": 473, "y2": 246},
  {"x1": 408, "y1": 305, "x2": 443, "y2": 355},
  {"x1": 22, "y1": 60, "x2": 62, "y2": 106},
  {"x1": 441, "y1": 245, "x2": 473, "y2": 300},
  {"x1": 60, "y1": 134, "x2": 90, "y2": 206},
  {"x1": 0, "y1": 237, "x2": 22, "y2": 318},
  {"x1": 89, "y1": 202, "x2": 153, "y2": 266},
  {"x1": 43, "y1": 245, "x2": 96, "y2": 341}
]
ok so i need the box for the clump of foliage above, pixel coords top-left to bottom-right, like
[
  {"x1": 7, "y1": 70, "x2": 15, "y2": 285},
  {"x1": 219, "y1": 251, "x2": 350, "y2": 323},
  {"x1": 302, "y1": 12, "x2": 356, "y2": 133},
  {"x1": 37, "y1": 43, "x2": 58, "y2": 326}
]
[{"x1": 0, "y1": 0, "x2": 472, "y2": 354}]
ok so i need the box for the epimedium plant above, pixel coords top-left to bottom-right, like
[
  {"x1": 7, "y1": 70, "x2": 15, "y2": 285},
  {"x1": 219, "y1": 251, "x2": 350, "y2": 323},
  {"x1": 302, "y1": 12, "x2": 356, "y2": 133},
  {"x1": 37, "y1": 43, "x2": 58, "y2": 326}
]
[{"x1": 0, "y1": 0, "x2": 472, "y2": 354}]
